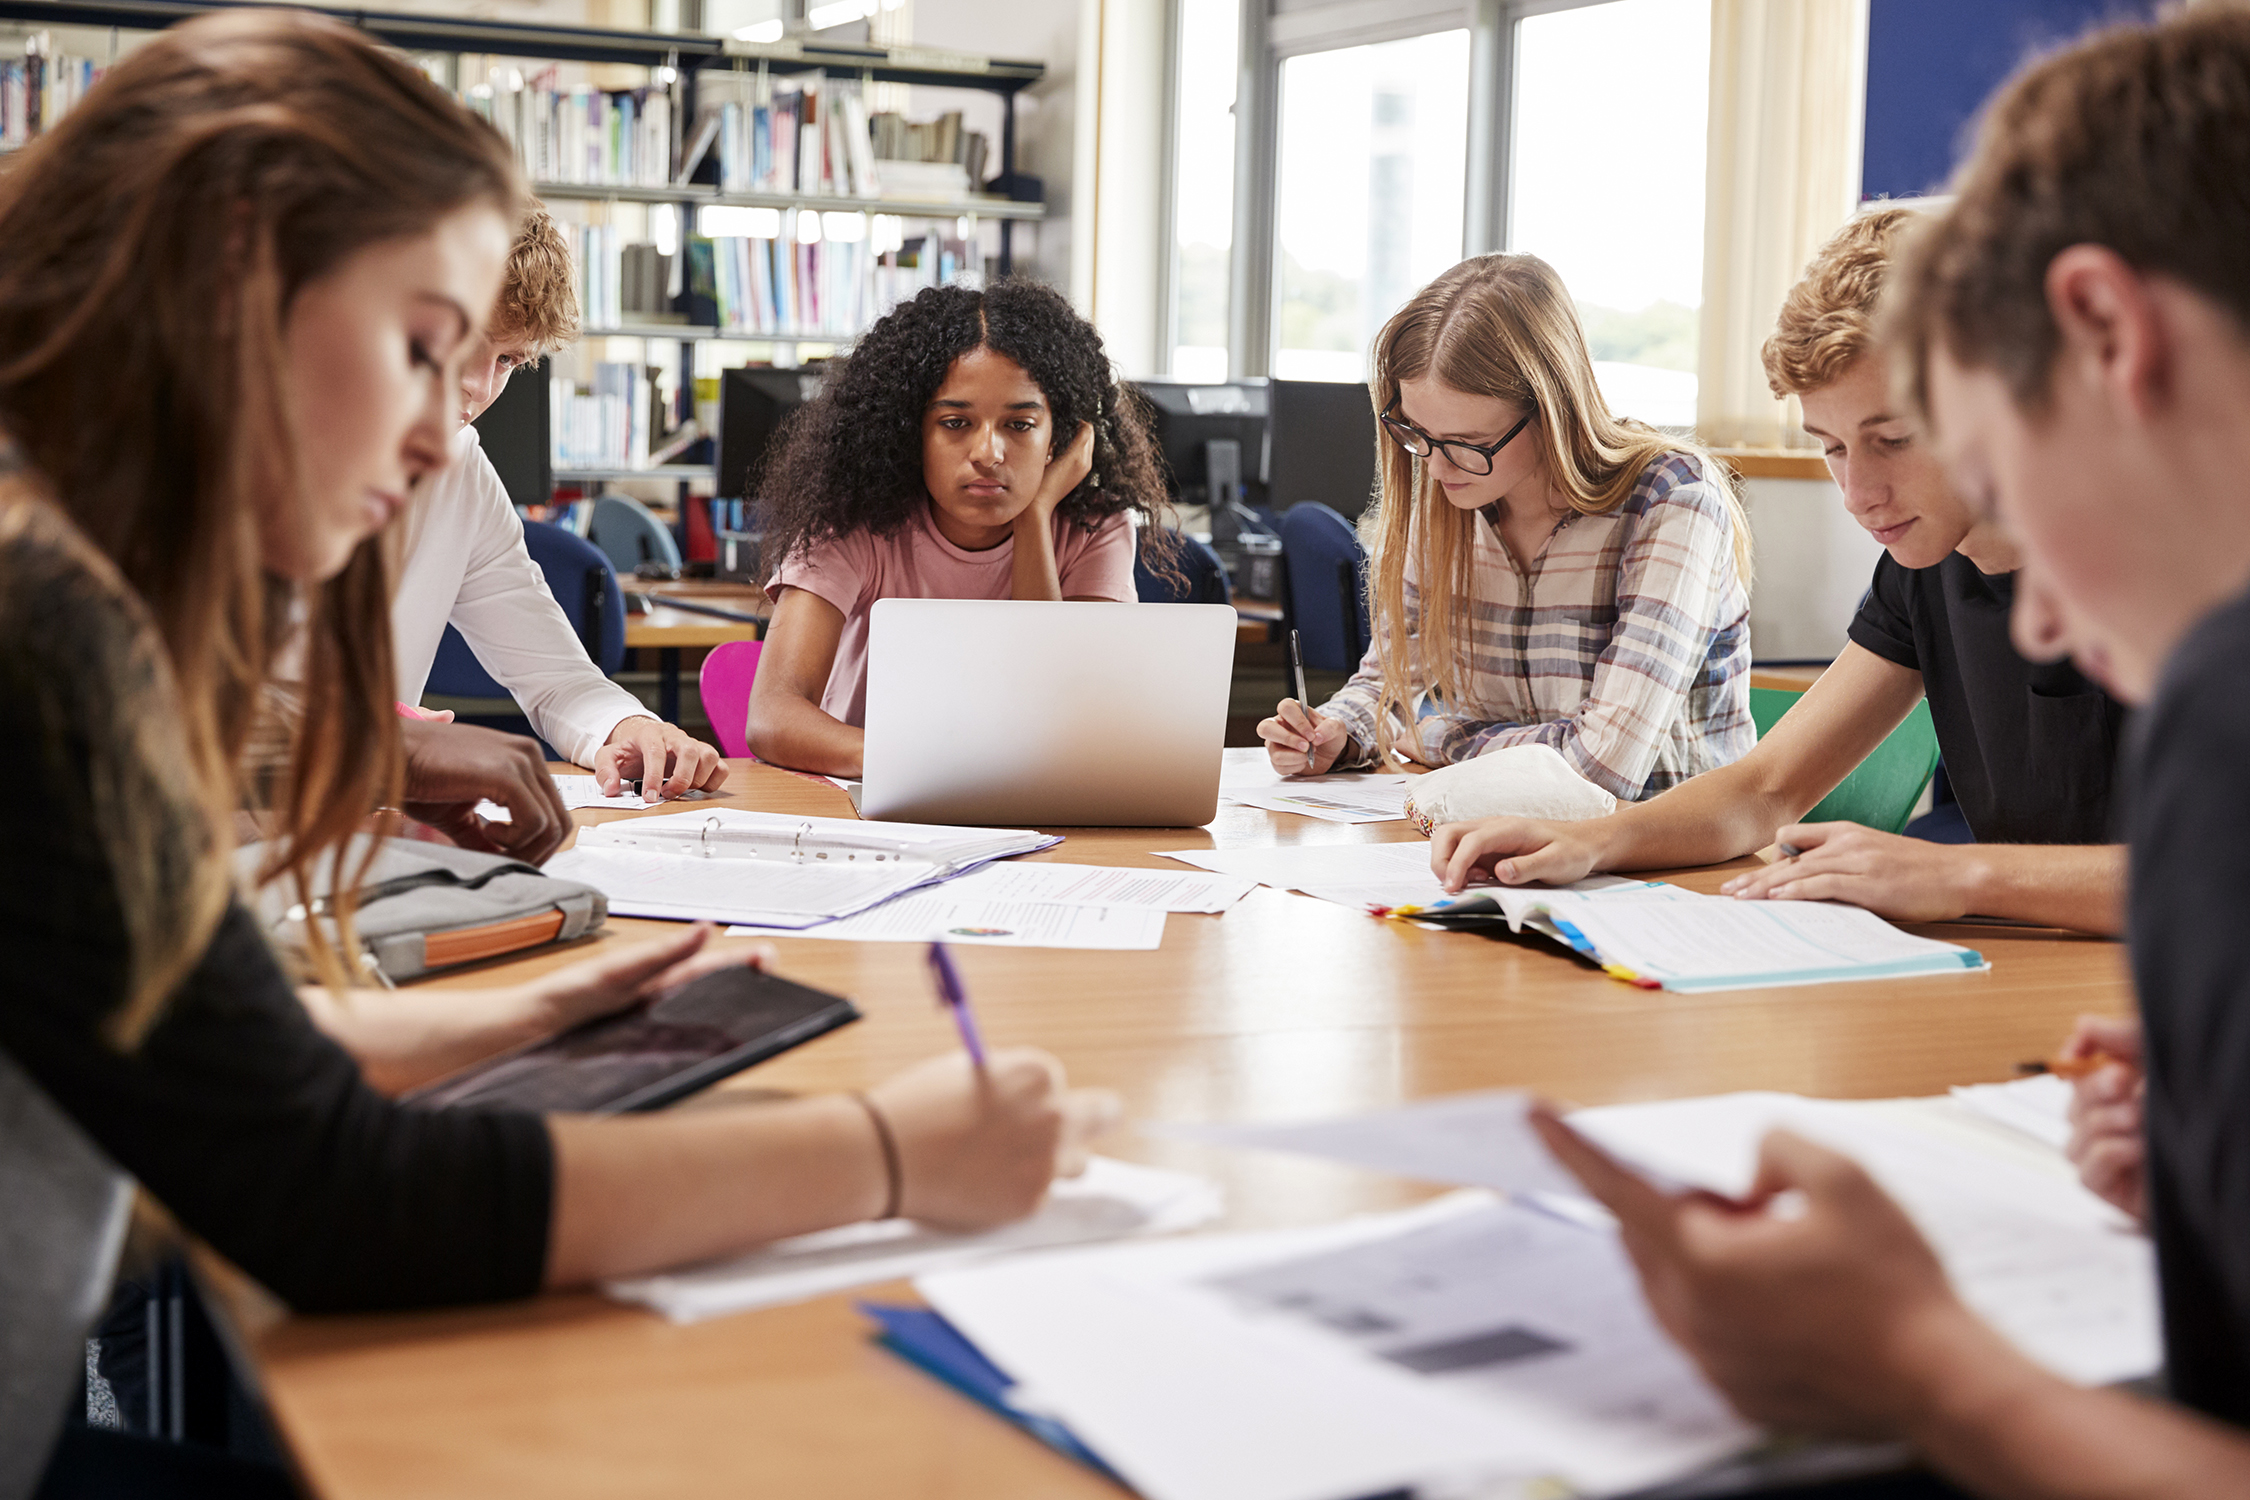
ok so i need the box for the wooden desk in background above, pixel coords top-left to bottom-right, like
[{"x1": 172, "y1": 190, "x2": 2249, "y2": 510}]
[
  {"x1": 623, "y1": 582, "x2": 765, "y2": 724},
  {"x1": 215, "y1": 763, "x2": 2130, "y2": 1500}
]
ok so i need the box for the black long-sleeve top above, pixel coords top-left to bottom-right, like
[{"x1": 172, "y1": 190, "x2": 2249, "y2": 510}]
[{"x1": 0, "y1": 497, "x2": 552, "y2": 1313}]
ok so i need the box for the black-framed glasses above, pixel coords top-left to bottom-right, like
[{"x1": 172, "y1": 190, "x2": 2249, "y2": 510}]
[{"x1": 1379, "y1": 400, "x2": 1535, "y2": 476}]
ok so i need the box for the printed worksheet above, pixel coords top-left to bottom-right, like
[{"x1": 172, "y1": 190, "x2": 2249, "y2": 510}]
[{"x1": 736, "y1": 895, "x2": 1165, "y2": 950}]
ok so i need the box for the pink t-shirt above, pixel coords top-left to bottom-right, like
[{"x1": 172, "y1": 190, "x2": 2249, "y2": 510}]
[{"x1": 767, "y1": 499, "x2": 1137, "y2": 727}]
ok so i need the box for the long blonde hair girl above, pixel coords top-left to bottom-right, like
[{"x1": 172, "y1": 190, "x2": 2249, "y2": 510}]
[{"x1": 1362, "y1": 253, "x2": 1751, "y2": 764}]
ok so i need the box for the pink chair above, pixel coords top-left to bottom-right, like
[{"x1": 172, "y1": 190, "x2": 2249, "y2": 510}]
[{"x1": 696, "y1": 639, "x2": 762, "y2": 760}]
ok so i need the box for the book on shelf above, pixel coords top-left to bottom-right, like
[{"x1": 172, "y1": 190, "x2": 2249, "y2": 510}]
[
  {"x1": 1, "y1": 34, "x2": 104, "y2": 150},
  {"x1": 464, "y1": 65, "x2": 674, "y2": 190},
  {"x1": 868, "y1": 108, "x2": 990, "y2": 193},
  {"x1": 696, "y1": 72, "x2": 897, "y2": 200},
  {"x1": 573, "y1": 225, "x2": 679, "y2": 332},
  {"x1": 550, "y1": 361, "x2": 654, "y2": 472}
]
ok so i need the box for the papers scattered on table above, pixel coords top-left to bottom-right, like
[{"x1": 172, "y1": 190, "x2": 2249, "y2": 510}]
[
  {"x1": 953, "y1": 1087, "x2": 2155, "y2": 1500},
  {"x1": 605, "y1": 1156, "x2": 1221, "y2": 1324},
  {"x1": 1949, "y1": 1073, "x2": 2074, "y2": 1152},
  {"x1": 943, "y1": 860, "x2": 1254, "y2": 913},
  {"x1": 544, "y1": 808, "x2": 1059, "y2": 929},
  {"x1": 920, "y1": 1192, "x2": 1755, "y2": 1500},
  {"x1": 1215, "y1": 749, "x2": 1417, "y2": 824},
  {"x1": 1158, "y1": 839, "x2": 1450, "y2": 911},
  {"x1": 1222, "y1": 781, "x2": 1414, "y2": 825},
  {"x1": 475, "y1": 774, "x2": 723, "y2": 821},
  {"x1": 1155, "y1": 1090, "x2": 1584, "y2": 1198},
  {"x1": 742, "y1": 895, "x2": 1165, "y2": 949},
  {"x1": 1411, "y1": 884, "x2": 1989, "y2": 991}
]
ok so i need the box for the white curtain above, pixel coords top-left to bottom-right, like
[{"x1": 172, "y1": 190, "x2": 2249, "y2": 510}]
[{"x1": 1696, "y1": 0, "x2": 1870, "y2": 449}]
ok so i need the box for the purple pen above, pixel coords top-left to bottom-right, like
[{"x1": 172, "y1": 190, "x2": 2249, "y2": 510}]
[{"x1": 926, "y1": 941, "x2": 988, "y2": 1070}]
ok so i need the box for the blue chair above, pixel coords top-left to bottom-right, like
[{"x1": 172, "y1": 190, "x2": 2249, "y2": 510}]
[
  {"x1": 427, "y1": 520, "x2": 627, "y2": 709},
  {"x1": 1279, "y1": 502, "x2": 1371, "y2": 671},
  {"x1": 1135, "y1": 535, "x2": 1233, "y2": 605},
  {"x1": 587, "y1": 492, "x2": 683, "y2": 577}
]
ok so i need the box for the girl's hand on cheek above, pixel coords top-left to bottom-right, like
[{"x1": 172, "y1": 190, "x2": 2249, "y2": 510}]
[{"x1": 1024, "y1": 420, "x2": 1096, "y2": 526}]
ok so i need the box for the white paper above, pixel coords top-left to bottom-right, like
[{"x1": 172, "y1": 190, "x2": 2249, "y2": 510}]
[
  {"x1": 1160, "y1": 840, "x2": 1449, "y2": 911},
  {"x1": 475, "y1": 774, "x2": 723, "y2": 821},
  {"x1": 921, "y1": 1192, "x2": 1756, "y2": 1500},
  {"x1": 738, "y1": 895, "x2": 1165, "y2": 949},
  {"x1": 549, "y1": 808, "x2": 1059, "y2": 928},
  {"x1": 1949, "y1": 1074, "x2": 2074, "y2": 1152},
  {"x1": 605, "y1": 1156, "x2": 1221, "y2": 1324},
  {"x1": 935, "y1": 860, "x2": 1255, "y2": 913},
  {"x1": 1547, "y1": 895, "x2": 1986, "y2": 991},
  {"x1": 1223, "y1": 782, "x2": 1414, "y2": 825},
  {"x1": 1154, "y1": 1090, "x2": 1584, "y2": 1199}
]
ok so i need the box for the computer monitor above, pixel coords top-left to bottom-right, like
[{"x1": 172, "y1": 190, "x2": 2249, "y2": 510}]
[
  {"x1": 472, "y1": 357, "x2": 551, "y2": 508},
  {"x1": 716, "y1": 366, "x2": 826, "y2": 500},
  {"x1": 1132, "y1": 379, "x2": 1269, "y2": 511},
  {"x1": 1267, "y1": 379, "x2": 1378, "y2": 521}
]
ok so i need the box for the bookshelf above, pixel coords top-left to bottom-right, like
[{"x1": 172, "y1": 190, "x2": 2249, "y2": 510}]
[{"x1": 0, "y1": 0, "x2": 1047, "y2": 520}]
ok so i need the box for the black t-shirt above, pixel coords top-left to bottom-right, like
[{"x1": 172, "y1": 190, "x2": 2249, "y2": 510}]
[
  {"x1": 1847, "y1": 552, "x2": 2127, "y2": 843},
  {"x1": 2128, "y1": 584, "x2": 2250, "y2": 1425},
  {"x1": 0, "y1": 499, "x2": 552, "y2": 1314}
]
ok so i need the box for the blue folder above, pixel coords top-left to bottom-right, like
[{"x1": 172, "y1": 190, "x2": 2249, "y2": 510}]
[{"x1": 858, "y1": 1301, "x2": 1122, "y2": 1482}]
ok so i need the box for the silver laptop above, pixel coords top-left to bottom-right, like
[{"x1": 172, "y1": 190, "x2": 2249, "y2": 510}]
[{"x1": 859, "y1": 599, "x2": 1236, "y2": 826}]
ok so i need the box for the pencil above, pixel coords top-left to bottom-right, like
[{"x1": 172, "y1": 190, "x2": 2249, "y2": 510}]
[{"x1": 2016, "y1": 1055, "x2": 2119, "y2": 1079}]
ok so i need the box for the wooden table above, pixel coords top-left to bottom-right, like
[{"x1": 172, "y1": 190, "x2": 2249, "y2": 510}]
[
  {"x1": 623, "y1": 583, "x2": 765, "y2": 723},
  {"x1": 218, "y1": 763, "x2": 2131, "y2": 1499},
  {"x1": 1235, "y1": 597, "x2": 1283, "y2": 645}
]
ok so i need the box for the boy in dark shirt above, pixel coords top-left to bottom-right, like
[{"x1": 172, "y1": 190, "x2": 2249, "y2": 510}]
[
  {"x1": 1532, "y1": 10, "x2": 2250, "y2": 1493},
  {"x1": 1432, "y1": 209, "x2": 2127, "y2": 934}
]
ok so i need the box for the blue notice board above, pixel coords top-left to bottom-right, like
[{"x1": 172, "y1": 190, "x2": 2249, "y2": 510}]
[{"x1": 1861, "y1": 0, "x2": 2160, "y2": 201}]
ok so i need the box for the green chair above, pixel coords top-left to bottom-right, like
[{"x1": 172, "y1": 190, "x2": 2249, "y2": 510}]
[{"x1": 1748, "y1": 686, "x2": 1941, "y2": 836}]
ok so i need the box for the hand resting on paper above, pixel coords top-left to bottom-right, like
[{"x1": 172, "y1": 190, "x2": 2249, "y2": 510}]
[
  {"x1": 2061, "y1": 1014, "x2": 2147, "y2": 1226},
  {"x1": 595, "y1": 716, "x2": 729, "y2": 803},
  {"x1": 1431, "y1": 815, "x2": 1603, "y2": 891},
  {"x1": 1717, "y1": 821, "x2": 1982, "y2": 923},
  {"x1": 1258, "y1": 699, "x2": 1348, "y2": 775}
]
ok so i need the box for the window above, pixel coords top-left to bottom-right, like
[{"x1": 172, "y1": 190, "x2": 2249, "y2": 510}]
[
  {"x1": 1167, "y1": 0, "x2": 1240, "y2": 381},
  {"x1": 1271, "y1": 31, "x2": 1469, "y2": 382},
  {"x1": 1508, "y1": 0, "x2": 1710, "y2": 428}
]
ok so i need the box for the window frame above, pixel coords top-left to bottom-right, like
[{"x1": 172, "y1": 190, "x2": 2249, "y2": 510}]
[{"x1": 1162, "y1": 0, "x2": 1629, "y2": 379}]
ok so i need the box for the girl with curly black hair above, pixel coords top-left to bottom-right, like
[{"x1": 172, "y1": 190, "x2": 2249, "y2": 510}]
[{"x1": 747, "y1": 278, "x2": 1174, "y2": 776}]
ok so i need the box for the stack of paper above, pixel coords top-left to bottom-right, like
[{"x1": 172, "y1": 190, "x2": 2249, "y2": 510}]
[
  {"x1": 727, "y1": 861, "x2": 1256, "y2": 950},
  {"x1": 476, "y1": 774, "x2": 726, "y2": 819},
  {"x1": 1160, "y1": 839, "x2": 1454, "y2": 911},
  {"x1": 544, "y1": 808, "x2": 1059, "y2": 928},
  {"x1": 1949, "y1": 1073, "x2": 2074, "y2": 1151},
  {"x1": 605, "y1": 1156, "x2": 1221, "y2": 1323},
  {"x1": 1215, "y1": 749, "x2": 1415, "y2": 825},
  {"x1": 926, "y1": 1088, "x2": 2153, "y2": 1500}
]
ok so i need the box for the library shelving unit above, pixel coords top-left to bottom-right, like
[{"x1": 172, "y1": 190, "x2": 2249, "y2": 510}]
[{"x1": 0, "y1": 0, "x2": 1046, "y2": 506}]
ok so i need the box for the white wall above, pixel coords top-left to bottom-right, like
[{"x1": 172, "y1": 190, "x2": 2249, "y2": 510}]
[{"x1": 1739, "y1": 475, "x2": 1883, "y2": 661}]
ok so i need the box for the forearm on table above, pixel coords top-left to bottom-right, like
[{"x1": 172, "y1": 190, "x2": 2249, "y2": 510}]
[
  {"x1": 297, "y1": 985, "x2": 552, "y2": 1096},
  {"x1": 543, "y1": 1097, "x2": 886, "y2": 1285},
  {"x1": 745, "y1": 692, "x2": 864, "y2": 776},
  {"x1": 1580, "y1": 759, "x2": 1803, "y2": 872},
  {"x1": 1947, "y1": 844, "x2": 2127, "y2": 935},
  {"x1": 1898, "y1": 1309, "x2": 2250, "y2": 1500}
]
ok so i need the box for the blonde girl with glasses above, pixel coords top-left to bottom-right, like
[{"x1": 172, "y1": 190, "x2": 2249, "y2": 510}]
[{"x1": 1258, "y1": 254, "x2": 1756, "y2": 803}]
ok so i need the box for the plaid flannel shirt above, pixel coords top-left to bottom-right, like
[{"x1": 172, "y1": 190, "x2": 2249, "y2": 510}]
[{"x1": 1321, "y1": 450, "x2": 1753, "y2": 801}]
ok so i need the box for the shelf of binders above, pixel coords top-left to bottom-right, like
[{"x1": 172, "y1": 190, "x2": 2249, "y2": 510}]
[{"x1": 535, "y1": 179, "x2": 1045, "y2": 223}]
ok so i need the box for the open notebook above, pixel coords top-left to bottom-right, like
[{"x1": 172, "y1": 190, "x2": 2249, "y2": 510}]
[
  {"x1": 1398, "y1": 883, "x2": 1987, "y2": 991},
  {"x1": 543, "y1": 807, "x2": 1059, "y2": 929}
]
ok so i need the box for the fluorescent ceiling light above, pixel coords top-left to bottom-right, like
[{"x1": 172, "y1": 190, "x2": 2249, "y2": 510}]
[
  {"x1": 808, "y1": 0, "x2": 873, "y2": 29},
  {"x1": 732, "y1": 19, "x2": 784, "y2": 42}
]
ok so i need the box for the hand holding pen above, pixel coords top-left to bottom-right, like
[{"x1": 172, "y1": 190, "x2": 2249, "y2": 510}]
[
  {"x1": 927, "y1": 941, "x2": 988, "y2": 1073},
  {"x1": 1258, "y1": 629, "x2": 1347, "y2": 776}
]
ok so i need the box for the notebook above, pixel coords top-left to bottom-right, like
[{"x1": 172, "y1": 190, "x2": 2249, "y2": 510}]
[
  {"x1": 542, "y1": 807, "x2": 1060, "y2": 929},
  {"x1": 1397, "y1": 884, "x2": 1987, "y2": 991}
]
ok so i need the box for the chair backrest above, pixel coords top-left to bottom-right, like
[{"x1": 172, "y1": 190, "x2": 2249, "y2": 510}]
[
  {"x1": 1279, "y1": 502, "x2": 1371, "y2": 672},
  {"x1": 1135, "y1": 535, "x2": 1233, "y2": 605},
  {"x1": 587, "y1": 493, "x2": 683, "y2": 576},
  {"x1": 697, "y1": 639, "x2": 763, "y2": 760},
  {"x1": 425, "y1": 518, "x2": 626, "y2": 700},
  {"x1": 1749, "y1": 686, "x2": 1942, "y2": 835}
]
